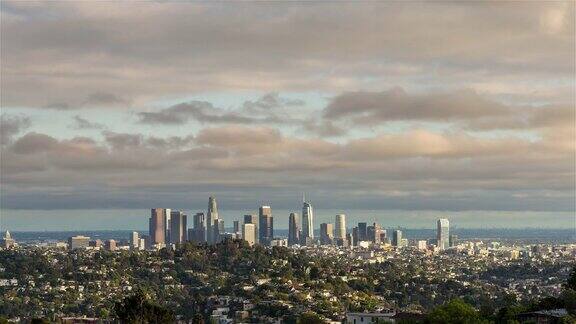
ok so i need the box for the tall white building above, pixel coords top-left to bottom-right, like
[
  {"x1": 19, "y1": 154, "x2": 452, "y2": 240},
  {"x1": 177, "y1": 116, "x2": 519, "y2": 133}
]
[
  {"x1": 301, "y1": 194, "x2": 314, "y2": 243},
  {"x1": 206, "y1": 196, "x2": 219, "y2": 244},
  {"x1": 242, "y1": 223, "x2": 256, "y2": 246},
  {"x1": 437, "y1": 218, "x2": 450, "y2": 250},
  {"x1": 335, "y1": 214, "x2": 346, "y2": 239},
  {"x1": 130, "y1": 231, "x2": 139, "y2": 249}
]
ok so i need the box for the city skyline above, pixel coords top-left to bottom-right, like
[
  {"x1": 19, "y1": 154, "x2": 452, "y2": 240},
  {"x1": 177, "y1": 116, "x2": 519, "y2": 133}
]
[{"x1": 1, "y1": 2, "x2": 574, "y2": 225}]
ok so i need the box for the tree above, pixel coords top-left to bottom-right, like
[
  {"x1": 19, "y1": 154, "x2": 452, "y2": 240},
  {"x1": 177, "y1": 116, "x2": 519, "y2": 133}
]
[
  {"x1": 298, "y1": 311, "x2": 324, "y2": 324},
  {"x1": 566, "y1": 266, "x2": 576, "y2": 291},
  {"x1": 114, "y1": 290, "x2": 175, "y2": 323},
  {"x1": 425, "y1": 299, "x2": 487, "y2": 324}
]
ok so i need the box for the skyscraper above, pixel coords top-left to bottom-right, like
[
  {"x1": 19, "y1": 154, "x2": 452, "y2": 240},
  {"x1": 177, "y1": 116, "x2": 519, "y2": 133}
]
[
  {"x1": 437, "y1": 218, "x2": 450, "y2": 250},
  {"x1": 367, "y1": 223, "x2": 382, "y2": 244},
  {"x1": 192, "y1": 212, "x2": 206, "y2": 243},
  {"x1": 259, "y1": 206, "x2": 273, "y2": 245},
  {"x1": 358, "y1": 222, "x2": 367, "y2": 241},
  {"x1": 233, "y1": 220, "x2": 240, "y2": 234},
  {"x1": 213, "y1": 219, "x2": 225, "y2": 243},
  {"x1": 301, "y1": 194, "x2": 314, "y2": 244},
  {"x1": 392, "y1": 229, "x2": 402, "y2": 247},
  {"x1": 288, "y1": 212, "x2": 300, "y2": 246},
  {"x1": 242, "y1": 223, "x2": 256, "y2": 246},
  {"x1": 320, "y1": 223, "x2": 334, "y2": 245},
  {"x1": 68, "y1": 235, "x2": 90, "y2": 250},
  {"x1": 206, "y1": 197, "x2": 219, "y2": 244},
  {"x1": 335, "y1": 214, "x2": 346, "y2": 239},
  {"x1": 130, "y1": 231, "x2": 139, "y2": 249},
  {"x1": 170, "y1": 211, "x2": 187, "y2": 244},
  {"x1": 244, "y1": 214, "x2": 258, "y2": 244},
  {"x1": 149, "y1": 208, "x2": 167, "y2": 245}
]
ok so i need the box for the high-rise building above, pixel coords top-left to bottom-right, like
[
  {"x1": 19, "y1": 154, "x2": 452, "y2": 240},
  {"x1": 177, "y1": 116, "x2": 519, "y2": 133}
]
[
  {"x1": 288, "y1": 212, "x2": 300, "y2": 246},
  {"x1": 206, "y1": 196, "x2": 219, "y2": 244},
  {"x1": 259, "y1": 206, "x2": 273, "y2": 245},
  {"x1": 242, "y1": 223, "x2": 256, "y2": 246},
  {"x1": 392, "y1": 230, "x2": 402, "y2": 247},
  {"x1": 358, "y1": 222, "x2": 368, "y2": 241},
  {"x1": 130, "y1": 231, "x2": 139, "y2": 249},
  {"x1": 164, "y1": 208, "x2": 172, "y2": 243},
  {"x1": 301, "y1": 195, "x2": 314, "y2": 244},
  {"x1": 437, "y1": 218, "x2": 450, "y2": 250},
  {"x1": 449, "y1": 234, "x2": 458, "y2": 247},
  {"x1": 244, "y1": 214, "x2": 258, "y2": 244},
  {"x1": 105, "y1": 239, "x2": 117, "y2": 251},
  {"x1": 1, "y1": 231, "x2": 15, "y2": 249},
  {"x1": 213, "y1": 218, "x2": 225, "y2": 243},
  {"x1": 335, "y1": 214, "x2": 346, "y2": 240},
  {"x1": 320, "y1": 223, "x2": 334, "y2": 245},
  {"x1": 68, "y1": 235, "x2": 90, "y2": 250},
  {"x1": 170, "y1": 211, "x2": 187, "y2": 244},
  {"x1": 233, "y1": 220, "x2": 240, "y2": 234},
  {"x1": 367, "y1": 223, "x2": 382, "y2": 244},
  {"x1": 351, "y1": 227, "x2": 359, "y2": 246},
  {"x1": 149, "y1": 208, "x2": 167, "y2": 245},
  {"x1": 90, "y1": 239, "x2": 102, "y2": 249},
  {"x1": 192, "y1": 212, "x2": 206, "y2": 243}
]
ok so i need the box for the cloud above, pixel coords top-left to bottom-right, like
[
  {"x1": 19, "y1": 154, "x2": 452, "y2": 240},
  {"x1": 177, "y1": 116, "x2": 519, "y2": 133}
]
[
  {"x1": 324, "y1": 88, "x2": 511, "y2": 123},
  {"x1": 0, "y1": 114, "x2": 31, "y2": 145},
  {"x1": 137, "y1": 101, "x2": 256, "y2": 125},
  {"x1": 1, "y1": 1, "x2": 572, "y2": 108},
  {"x1": 70, "y1": 115, "x2": 106, "y2": 130}
]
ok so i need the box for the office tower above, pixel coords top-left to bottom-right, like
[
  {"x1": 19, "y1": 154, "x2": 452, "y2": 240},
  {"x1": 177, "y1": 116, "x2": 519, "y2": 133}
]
[
  {"x1": 233, "y1": 220, "x2": 240, "y2": 234},
  {"x1": 68, "y1": 235, "x2": 90, "y2": 250},
  {"x1": 244, "y1": 214, "x2": 259, "y2": 244},
  {"x1": 367, "y1": 223, "x2": 382, "y2": 244},
  {"x1": 105, "y1": 239, "x2": 117, "y2": 251},
  {"x1": 358, "y1": 222, "x2": 368, "y2": 241},
  {"x1": 449, "y1": 234, "x2": 458, "y2": 247},
  {"x1": 320, "y1": 223, "x2": 334, "y2": 245},
  {"x1": 164, "y1": 208, "x2": 172, "y2": 243},
  {"x1": 149, "y1": 208, "x2": 167, "y2": 245},
  {"x1": 242, "y1": 223, "x2": 256, "y2": 246},
  {"x1": 206, "y1": 196, "x2": 219, "y2": 244},
  {"x1": 170, "y1": 211, "x2": 187, "y2": 244},
  {"x1": 192, "y1": 212, "x2": 206, "y2": 243},
  {"x1": 213, "y1": 219, "x2": 225, "y2": 243},
  {"x1": 90, "y1": 239, "x2": 102, "y2": 248},
  {"x1": 259, "y1": 206, "x2": 273, "y2": 245},
  {"x1": 301, "y1": 195, "x2": 314, "y2": 243},
  {"x1": 130, "y1": 231, "x2": 139, "y2": 249},
  {"x1": 417, "y1": 240, "x2": 427, "y2": 250},
  {"x1": 352, "y1": 227, "x2": 359, "y2": 246},
  {"x1": 139, "y1": 238, "x2": 146, "y2": 250},
  {"x1": 1, "y1": 231, "x2": 15, "y2": 249},
  {"x1": 288, "y1": 212, "x2": 300, "y2": 246},
  {"x1": 379, "y1": 230, "x2": 387, "y2": 244},
  {"x1": 335, "y1": 214, "x2": 346, "y2": 239},
  {"x1": 392, "y1": 230, "x2": 402, "y2": 247},
  {"x1": 437, "y1": 218, "x2": 450, "y2": 250}
]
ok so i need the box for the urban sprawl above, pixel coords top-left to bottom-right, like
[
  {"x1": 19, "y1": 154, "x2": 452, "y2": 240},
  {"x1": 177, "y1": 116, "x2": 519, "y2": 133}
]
[{"x1": 0, "y1": 196, "x2": 574, "y2": 323}]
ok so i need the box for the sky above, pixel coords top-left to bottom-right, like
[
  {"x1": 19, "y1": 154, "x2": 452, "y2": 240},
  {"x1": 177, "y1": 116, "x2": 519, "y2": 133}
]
[{"x1": 0, "y1": 1, "x2": 574, "y2": 229}]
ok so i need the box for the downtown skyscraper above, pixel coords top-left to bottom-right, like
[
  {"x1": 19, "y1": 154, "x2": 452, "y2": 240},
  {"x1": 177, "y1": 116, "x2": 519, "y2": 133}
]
[
  {"x1": 335, "y1": 214, "x2": 346, "y2": 240},
  {"x1": 206, "y1": 196, "x2": 219, "y2": 244},
  {"x1": 301, "y1": 195, "x2": 314, "y2": 245},
  {"x1": 437, "y1": 218, "x2": 450, "y2": 250},
  {"x1": 149, "y1": 208, "x2": 168, "y2": 245},
  {"x1": 288, "y1": 212, "x2": 300, "y2": 246},
  {"x1": 259, "y1": 206, "x2": 273, "y2": 246},
  {"x1": 169, "y1": 210, "x2": 187, "y2": 244}
]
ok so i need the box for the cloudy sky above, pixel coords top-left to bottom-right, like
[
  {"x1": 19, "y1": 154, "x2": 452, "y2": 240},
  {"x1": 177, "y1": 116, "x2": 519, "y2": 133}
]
[{"x1": 1, "y1": 1, "x2": 574, "y2": 228}]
